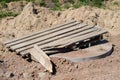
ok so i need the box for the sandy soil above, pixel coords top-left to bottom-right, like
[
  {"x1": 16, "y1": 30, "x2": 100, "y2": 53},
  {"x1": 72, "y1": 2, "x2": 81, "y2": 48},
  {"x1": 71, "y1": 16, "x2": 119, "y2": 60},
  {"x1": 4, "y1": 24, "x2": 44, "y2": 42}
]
[{"x1": 0, "y1": 2, "x2": 120, "y2": 80}]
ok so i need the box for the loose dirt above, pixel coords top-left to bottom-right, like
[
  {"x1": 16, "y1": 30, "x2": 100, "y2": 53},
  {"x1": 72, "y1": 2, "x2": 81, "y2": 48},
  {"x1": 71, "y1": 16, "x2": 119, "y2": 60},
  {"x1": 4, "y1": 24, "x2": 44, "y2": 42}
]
[{"x1": 0, "y1": 2, "x2": 120, "y2": 80}]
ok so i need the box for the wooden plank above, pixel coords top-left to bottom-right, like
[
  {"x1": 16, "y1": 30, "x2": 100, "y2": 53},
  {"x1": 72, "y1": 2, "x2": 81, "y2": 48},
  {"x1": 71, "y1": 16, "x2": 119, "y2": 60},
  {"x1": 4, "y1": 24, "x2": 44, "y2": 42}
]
[
  {"x1": 30, "y1": 45, "x2": 52, "y2": 73},
  {"x1": 20, "y1": 49, "x2": 59, "y2": 58},
  {"x1": 6, "y1": 21, "x2": 80, "y2": 47},
  {"x1": 16, "y1": 27, "x2": 98, "y2": 52},
  {"x1": 15, "y1": 26, "x2": 99, "y2": 52},
  {"x1": 52, "y1": 29, "x2": 107, "y2": 48},
  {"x1": 28, "y1": 25, "x2": 94, "y2": 47},
  {"x1": 38, "y1": 28, "x2": 101, "y2": 48},
  {"x1": 4, "y1": 20, "x2": 76, "y2": 45},
  {"x1": 19, "y1": 28, "x2": 107, "y2": 55},
  {"x1": 28, "y1": 27, "x2": 107, "y2": 51},
  {"x1": 10, "y1": 23, "x2": 87, "y2": 50}
]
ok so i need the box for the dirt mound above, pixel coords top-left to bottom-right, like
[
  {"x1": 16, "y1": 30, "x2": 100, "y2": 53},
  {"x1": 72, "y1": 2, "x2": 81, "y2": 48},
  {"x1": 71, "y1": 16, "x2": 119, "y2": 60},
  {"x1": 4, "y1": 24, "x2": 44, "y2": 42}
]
[
  {"x1": 0, "y1": 2, "x2": 120, "y2": 42},
  {"x1": 60, "y1": 7, "x2": 120, "y2": 35}
]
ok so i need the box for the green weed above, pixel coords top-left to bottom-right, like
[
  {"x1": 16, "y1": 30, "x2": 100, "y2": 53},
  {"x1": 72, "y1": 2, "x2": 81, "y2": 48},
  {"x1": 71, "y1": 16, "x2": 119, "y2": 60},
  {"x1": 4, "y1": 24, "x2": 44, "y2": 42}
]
[
  {"x1": 25, "y1": 0, "x2": 35, "y2": 2},
  {"x1": 0, "y1": 11, "x2": 18, "y2": 18},
  {"x1": 113, "y1": 2, "x2": 119, "y2": 6},
  {"x1": 73, "y1": 1, "x2": 82, "y2": 8},
  {"x1": 39, "y1": 0, "x2": 46, "y2": 7},
  {"x1": 51, "y1": 0, "x2": 62, "y2": 10},
  {"x1": 73, "y1": 0, "x2": 104, "y2": 8},
  {"x1": 0, "y1": 0, "x2": 20, "y2": 3},
  {"x1": 0, "y1": 1, "x2": 8, "y2": 8},
  {"x1": 68, "y1": 0, "x2": 74, "y2": 4},
  {"x1": 64, "y1": 3, "x2": 71, "y2": 9}
]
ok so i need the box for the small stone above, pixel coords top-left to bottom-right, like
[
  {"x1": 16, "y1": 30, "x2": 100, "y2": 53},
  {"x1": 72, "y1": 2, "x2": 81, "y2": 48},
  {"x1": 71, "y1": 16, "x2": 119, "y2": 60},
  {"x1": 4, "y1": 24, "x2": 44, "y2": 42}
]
[
  {"x1": 57, "y1": 12, "x2": 61, "y2": 17},
  {"x1": 74, "y1": 64, "x2": 78, "y2": 69},
  {"x1": 23, "y1": 72, "x2": 34, "y2": 80},
  {"x1": 10, "y1": 73, "x2": 14, "y2": 77},
  {"x1": 33, "y1": 65, "x2": 37, "y2": 69},
  {"x1": 61, "y1": 59, "x2": 66, "y2": 64},
  {"x1": 5, "y1": 72, "x2": 14, "y2": 78},
  {"x1": 23, "y1": 72, "x2": 31, "y2": 78},
  {"x1": 38, "y1": 72, "x2": 46, "y2": 78},
  {"x1": 68, "y1": 68, "x2": 72, "y2": 72}
]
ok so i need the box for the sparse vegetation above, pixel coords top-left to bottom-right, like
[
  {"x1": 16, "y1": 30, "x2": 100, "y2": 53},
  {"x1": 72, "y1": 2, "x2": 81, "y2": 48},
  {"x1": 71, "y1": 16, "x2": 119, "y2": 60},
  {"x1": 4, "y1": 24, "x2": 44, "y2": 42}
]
[
  {"x1": 73, "y1": 1, "x2": 82, "y2": 8},
  {"x1": 0, "y1": 0, "x2": 106, "y2": 11},
  {"x1": 0, "y1": 0, "x2": 118, "y2": 17},
  {"x1": 51, "y1": 0, "x2": 62, "y2": 10},
  {"x1": 0, "y1": 11, "x2": 18, "y2": 18},
  {"x1": 25, "y1": 0, "x2": 35, "y2": 2},
  {"x1": 0, "y1": 0, "x2": 20, "y2": 3},
  {"x1": 68, "y1": 0, "x2": 74, "y2": 4},
  {"x1": 0, "y1": 0, "x2": 35, "y2": 8},
  {"x1": 73, "y1": 0, "x2": 105, "y2": 8},
  {"x1": 0, "y1": 0, "x2": 35, "y2": 3},
  {"x1": 39, "y1": 0, "x2": 46, "y2": 7},
  {"x1": 51, "y1": 0, "x2": 105, "y2": 10},
  {"x1": 0, "y1": 1, "x2": 8, "y2": 8},
  {"x1": 113, "y1": 2, "x2": 119, "y2": 6},
  {"x1": 64, "y1": 3, "x2": 71, "y2": 9}
]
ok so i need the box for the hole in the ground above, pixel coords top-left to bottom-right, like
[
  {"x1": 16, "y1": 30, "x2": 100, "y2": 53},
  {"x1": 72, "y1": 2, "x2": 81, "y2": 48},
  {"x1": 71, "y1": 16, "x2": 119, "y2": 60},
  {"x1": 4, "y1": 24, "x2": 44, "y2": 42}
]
[{"x1": 47, "y1": 35, "x2": 109, "y2": 55}]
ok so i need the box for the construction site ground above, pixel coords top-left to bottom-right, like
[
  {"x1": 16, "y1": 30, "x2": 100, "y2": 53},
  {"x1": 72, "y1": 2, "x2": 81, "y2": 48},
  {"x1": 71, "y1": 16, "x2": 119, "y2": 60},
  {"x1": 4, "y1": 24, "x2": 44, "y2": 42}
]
[{"x1": 0, "y1": 1, "x2": 120, "y2": 80}]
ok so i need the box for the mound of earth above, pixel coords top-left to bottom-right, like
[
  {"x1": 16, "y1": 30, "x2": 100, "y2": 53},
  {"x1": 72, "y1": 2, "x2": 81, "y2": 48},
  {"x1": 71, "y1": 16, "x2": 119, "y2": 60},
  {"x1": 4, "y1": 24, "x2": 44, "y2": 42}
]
[
  {"x1": 0, "y1": 2, "x2": 120, "y2": 80},
  {"x1": 0, "y1": 2, "x2": 120, "y2": 42}
]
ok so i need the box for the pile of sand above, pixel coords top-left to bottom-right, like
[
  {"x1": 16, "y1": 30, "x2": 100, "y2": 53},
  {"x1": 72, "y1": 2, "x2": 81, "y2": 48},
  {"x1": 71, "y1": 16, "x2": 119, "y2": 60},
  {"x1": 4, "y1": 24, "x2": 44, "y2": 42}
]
[{"x1": 0, "y1": 2, "x2": 120, "y2": 42}]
